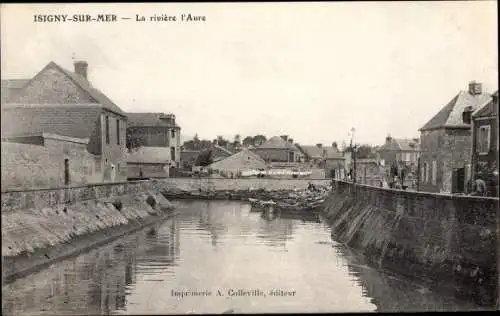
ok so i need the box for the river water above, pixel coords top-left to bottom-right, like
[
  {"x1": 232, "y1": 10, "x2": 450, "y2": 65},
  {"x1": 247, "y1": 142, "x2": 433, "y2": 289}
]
[{"x1": 2, "y1": 200, "x2": 485, "y2": 314}]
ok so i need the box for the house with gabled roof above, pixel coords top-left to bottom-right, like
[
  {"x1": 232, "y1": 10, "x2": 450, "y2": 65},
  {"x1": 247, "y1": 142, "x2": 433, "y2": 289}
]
[
  {"x1": 251, "y1": 135, "x2": 303, "y2": 163},
  {"x1": 206, "y1": 148, "x2": 267, "y2": 177},
  {"x1": 470, "y1": 90, "x2": 498, "y2": 197},
  {"x1": 1, "y1": 60, "x2": 128, "y2": 182},
  {"x1": 418, "y1": 81, "x2": 492, "y2": 193},
  {"x1": 127, "y1": 112, "x2": 181, "y2": 167}
]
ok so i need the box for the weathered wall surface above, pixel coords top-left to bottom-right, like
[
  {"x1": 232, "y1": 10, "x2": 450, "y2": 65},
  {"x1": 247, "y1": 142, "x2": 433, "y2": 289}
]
[
  {"x1": 1, "y1": 180, "x2": 154, "y2": 212},
  {"x1": 1, "y1": 141, "x2": 100, "y2": 191},
  {"x1": 2, "y1": 183, "x2": 174, "y2": 282},
  {"x1": 158, "y1": 177, "x2": 331, "y2": 192},
  {"x1": 323, "y1": 180, "x2": 499, "y2": 307}
]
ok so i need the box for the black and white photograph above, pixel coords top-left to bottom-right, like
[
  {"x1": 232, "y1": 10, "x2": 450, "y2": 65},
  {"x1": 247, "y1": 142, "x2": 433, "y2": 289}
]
[{"x1": 1, "y1": 1, "x2": 498, "y2": 314}]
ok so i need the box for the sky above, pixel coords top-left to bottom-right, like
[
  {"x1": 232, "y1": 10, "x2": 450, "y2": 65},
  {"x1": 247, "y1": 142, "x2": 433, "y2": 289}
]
[{"x1": 1, "y1": 2, "x2": 498, "y2": 146}]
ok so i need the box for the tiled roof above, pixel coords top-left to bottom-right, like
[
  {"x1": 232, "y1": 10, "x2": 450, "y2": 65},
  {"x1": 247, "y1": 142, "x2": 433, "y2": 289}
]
[
  {"x1": 380, "y1": 138, "x2": 420, "y2": 151},
  {"x1": 300, "y1": 145, "x2": 324, "y2": 159},
  {"x1": 257, "y1": 136, "x2": 300, "y2": 151},
  {"x1": 127, "y1": 146, "x2": 171, "y2": 164},
  {"x1": 53, "y1": 62, "x2": 126, "y2": 117},
  {"x1": 127, "y1": 112, "x2": 179, "y2": 127},
  {"x1": 473, "y1": 90, "x2": 498, "y2": 118},
  {"x1": 213, "y1": 145, "x2": 234, "y2": 156},
  {"x1": 1, "y1": 104, "x2": 101, "y2": 139},
  {"x1": 325, "y1": 147, "x2": 344, "y2": 159},
  {"x1": 208, "y1": 148, "x2": 266, "y2": 171},
  {"x1": 420, "y1": 91, "x2": 492, "y2": 131}
]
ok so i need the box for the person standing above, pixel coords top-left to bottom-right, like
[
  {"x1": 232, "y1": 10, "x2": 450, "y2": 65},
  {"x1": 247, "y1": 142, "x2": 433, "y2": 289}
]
[{"x1": 471, "y1": 175, "x2": 488, "y2": 197}]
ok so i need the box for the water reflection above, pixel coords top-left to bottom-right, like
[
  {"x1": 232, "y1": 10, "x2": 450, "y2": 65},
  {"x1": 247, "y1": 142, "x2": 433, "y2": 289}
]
[
  {"x1": 332, "y1": 245, "x2": 487, "y2": 312},
  {"x1": 2, "y1": 200, "x2": 485, "y2": 315}
]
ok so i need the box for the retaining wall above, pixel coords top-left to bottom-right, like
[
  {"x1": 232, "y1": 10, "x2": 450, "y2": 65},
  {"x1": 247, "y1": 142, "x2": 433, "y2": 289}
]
[
  {"x1": 323, "y1": 180, "x2": 499, "y2": 307},
  {"x1": 157, "y1": 177, "x2": 331, "y2": 192},
  {"x1": 1, "y1": 180, "x2": 173, "y2": 283}
]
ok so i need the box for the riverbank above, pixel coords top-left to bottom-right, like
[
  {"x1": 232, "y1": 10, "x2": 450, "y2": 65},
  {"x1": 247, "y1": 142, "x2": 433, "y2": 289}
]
[
  {"x1": 322, "y1": 180, "x2": 499, "y2": 307},
  {"x1": 2, "y1": 190, "x2": 175, "y2": 284}
]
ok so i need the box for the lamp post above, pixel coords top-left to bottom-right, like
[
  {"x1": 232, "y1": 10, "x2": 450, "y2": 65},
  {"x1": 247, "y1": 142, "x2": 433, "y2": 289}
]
[{"x1": 349, "y1": 128, "x2": 357, "y2": 184}]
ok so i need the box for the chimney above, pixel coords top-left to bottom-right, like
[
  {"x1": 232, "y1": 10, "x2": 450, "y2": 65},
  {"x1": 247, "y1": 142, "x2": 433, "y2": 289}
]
[
  {"x1": 462, "y1": 105, "x2": 473, "y2": 124},
  {"x1": 288, "y1": 138, "x2": 294, "y2": 144},
  {"x1": 74, "y1": 60, "x2": 88, "y2": 80},
  {"x1": 280, "y1": 135, "x2": 288, "y2": 142},
  {"x1": 316, "y1": 143, "x2": 322, "y2": 148},
  {"x1": 332, "y1": 142, "x2": 338, "y2": 150},
  {"x1": 468, "y1": 81, "x2": 482, "y2": 96}
]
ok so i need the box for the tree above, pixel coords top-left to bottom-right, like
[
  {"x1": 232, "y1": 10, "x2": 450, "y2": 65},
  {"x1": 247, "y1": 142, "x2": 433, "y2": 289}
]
[
  {"x1": 126, "y1": 129, "x2": 141, "y2": 151},
  {"x1": 242, "y1": 136, "x2": 254, "y2": 147},
  {"x1": 233, "y1": 134, "x2": 241, "y2": 147},
  {"x1": 253, "y1": 135, "x2": 267, "y2": 146},
  {"x1": 196, "y1": 149, "x2": 213, "y2": 166},
  {"x1": 216, "y1": 136, "x2": 229, "y2": 147}
]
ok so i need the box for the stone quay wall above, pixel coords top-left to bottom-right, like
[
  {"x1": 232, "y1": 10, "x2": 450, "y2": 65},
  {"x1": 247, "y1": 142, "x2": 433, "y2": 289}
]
[
  {"x1": 1, "y1": 180, "x2": 174, "y2": 283},
  {"x1": 322, "y1": 180, "x2": 499, "y2": 307}
]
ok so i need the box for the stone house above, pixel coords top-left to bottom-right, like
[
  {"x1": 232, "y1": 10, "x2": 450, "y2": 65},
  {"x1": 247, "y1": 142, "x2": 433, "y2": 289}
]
[
  {"x1": 252, "y1": 135, "x2": 303, "y2": 163},
  {"x1": 378, "y1": 135, "x2": 420, "y2": 183},
  {"x1": 418, "y1": 81, "x2": 492, "y2": 193},
  {"x1": 1, "y1": 60, "x2": 128, "y2": 182},
  {"x1": 1, "y1": 133, "x2": 99, "y2": 189},
  {"x1": 206, "y1": 148, "x2": 267, "y2": 177},
  {"x1": 470, "y1": 90, "x2": 498, "y2": 197},
  {"x1": 126, "y1": 113, "x2": 181, "y2": 167},
  {"x1": 126, "y1": 146, "x2": 172, "y2": 179}
]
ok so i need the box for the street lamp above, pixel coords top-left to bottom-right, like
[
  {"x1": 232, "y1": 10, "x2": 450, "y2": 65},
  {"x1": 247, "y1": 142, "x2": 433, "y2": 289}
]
[{"x1": 349, "y1": 128, "x2": 357, "y2": 184}]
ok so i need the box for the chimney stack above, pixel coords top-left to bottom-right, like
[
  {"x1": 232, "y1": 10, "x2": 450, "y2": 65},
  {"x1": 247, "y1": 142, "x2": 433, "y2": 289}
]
[
  {"x1": 468, "y1": 81, "x2": 482, "y2": 96},
  {"x1": 280, "y1": 135, "x2": 288, "y2": 142},
  {"x1": 316, "y1": 143, "x2": 323, "y2": 148},
  {"x1": 288, "y1": 138, "x2": 294, "y2": 144},
  {"x1": 74, "y1": 60, "x2": 88, "y2": 80}
]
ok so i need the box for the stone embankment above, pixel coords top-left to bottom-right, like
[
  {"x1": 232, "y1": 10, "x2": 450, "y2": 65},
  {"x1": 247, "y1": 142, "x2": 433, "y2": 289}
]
[
  {"x1": 322, "y1": 180, "x2": 499, "y2": 307},
  {"x1": 2, "y1": 181, "x2": 175, "y2": 283}
]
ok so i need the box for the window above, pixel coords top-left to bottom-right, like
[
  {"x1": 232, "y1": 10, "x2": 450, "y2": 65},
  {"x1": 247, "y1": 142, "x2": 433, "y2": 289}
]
[
  {"x1": 171, "y1": 129, "x2": 176, "y2": 138},
  {"x1": 422, "y1": 162, "x2": 427, "y2": 183},
  {"x1": 432, "y1": 161, "x2": 437, "y2": 185},
  {"x1": 116, "y1": 119, "x2": 120, "y2": 145},
  {"x1": 477, "y1": 125, "x2": 491, "y2": 154},
  {"x1": 170, "y1": 147, "x2": 176, "y2": 162},
  {"x1": 105, "y1": 115, "x2": 110, "y2": 144}
]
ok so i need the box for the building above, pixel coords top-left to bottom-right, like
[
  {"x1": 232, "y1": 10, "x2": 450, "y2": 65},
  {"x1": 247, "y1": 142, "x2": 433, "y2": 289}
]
[
  {"x1": 126, "y1": 146, "x2": 172, "y2": 179},
  {"x1": 419, "y1": 81, "x2": 492, "y2": 193},
  {"x1": 180, "y1": 145, "x2": 233, "y2": 170},
  {"x1": 126, "y1": 112, "x2": 181, "y2": 167},
  {"x1": 378, "y1": 135, "x2": 420, "y2": 184},
  {"x1": 1, "y1": 60, "x2": 128, "y2": 182},
  {"x1": 1, "y1": 133, "x2": 99, "y2": 189},
  {"x1": 206, "y1": 148, "x2": 267, "y2": 177},
  {"x1": 355, "y1": 158, "x2": 384, "y2": 186},
  {"x1": 379, "y1": 136, "x2": 420, "y2": 167},
  {"x1": 298, "y1": 144, "x2": 326, "y2": 165},
  {"x1": 324, "y1": 145, "x2": 346, "y2": 179},
  {"x1": 470, "y1": 90, "x2": 499, "y2": 197},
  {"x1": 252, "y1": 135, "x2": 303, "y2": 163}
]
